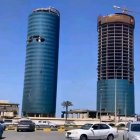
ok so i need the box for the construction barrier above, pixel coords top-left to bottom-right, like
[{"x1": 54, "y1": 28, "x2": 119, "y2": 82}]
[
  {"x1": 43, "y1": 128, "x2": 51, "y2": 132},
  {"x1": 5, "y1": 125, "x2": 16, "y2": 131},
  {"x1": 4, "y1": 124, "x2": 81, "y2": 132},
  {"x1": 57, "y1": 126, "x2": 65, "y2": 132}
]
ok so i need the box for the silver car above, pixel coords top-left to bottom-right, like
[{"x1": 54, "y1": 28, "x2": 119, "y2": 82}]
[{"x1": 123, "y1": 121, "x2": 140, "y2": 140}]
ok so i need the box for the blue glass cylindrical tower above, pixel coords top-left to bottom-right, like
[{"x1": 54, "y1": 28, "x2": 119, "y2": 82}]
[
  {"x1": 97, "y1": 13, "x2": 135, "y2": 116},
  {"x1": 22, "y1": 7, "x2": 60, "y2": 117}
]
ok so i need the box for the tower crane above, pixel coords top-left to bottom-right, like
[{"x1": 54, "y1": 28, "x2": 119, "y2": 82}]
[{"x1": 113, "y1": 5, "x2": 134, "y2": 14}]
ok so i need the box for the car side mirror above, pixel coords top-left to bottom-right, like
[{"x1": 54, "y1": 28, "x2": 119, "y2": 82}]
[{"x1": 89, "y1": 128, "x2": 93, "y2": 130}]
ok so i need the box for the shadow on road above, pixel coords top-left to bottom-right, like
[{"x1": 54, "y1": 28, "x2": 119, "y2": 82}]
[{"x1": 0, "y1": 137, "x2": 6, "y2": 139}]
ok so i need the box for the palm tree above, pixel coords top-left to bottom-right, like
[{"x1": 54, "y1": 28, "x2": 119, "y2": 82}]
[{"x1": 61, "y1": 101, "x2": 73, "y2": 121}]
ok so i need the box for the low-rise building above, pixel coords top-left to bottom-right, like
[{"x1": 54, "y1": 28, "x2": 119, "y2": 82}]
[
  {"x1": 0, "y1": 100, "x2": 19, "y2": 118},
  {"x1": 61, "y1": 109, "x2": 114, "y2": 119}
]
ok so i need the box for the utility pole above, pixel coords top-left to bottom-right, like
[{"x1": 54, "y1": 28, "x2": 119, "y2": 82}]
[{"x1": 114, "y1": 65, "x2": 122, "y2": 125}]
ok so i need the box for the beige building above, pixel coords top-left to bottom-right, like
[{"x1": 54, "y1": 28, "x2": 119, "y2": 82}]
[
  {"x1": 61, "y1": 109, "x2": 114, "y2": 119},
  {"x1": 0, "y1": 100, "x2": 19, "y2": 118}
]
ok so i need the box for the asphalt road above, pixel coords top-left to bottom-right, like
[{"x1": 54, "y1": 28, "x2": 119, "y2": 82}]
[
  {"x1": 1, "y1": 130, "x2": 123, "y2": 140},
  {"x1": 1, "y1": 131, "x2": 66, "y2": 140}
]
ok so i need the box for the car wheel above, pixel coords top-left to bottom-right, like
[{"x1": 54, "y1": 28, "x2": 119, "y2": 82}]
[
  {"x1": 107, "y1": 134, "x2": 114, "y2": 140},
  {"x1": 80, "y1": 135, "x2": 87, "y2": 140}
]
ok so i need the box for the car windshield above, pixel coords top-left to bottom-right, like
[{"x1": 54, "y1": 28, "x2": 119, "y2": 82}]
[
  {"x1": 4, "y1": 120, "x2": 12, "y2": 123},
  {"x1": 19, "y1": 120, "x2": 32, "y2": 124},
  {"x1": 131, "y1": 124, "x2": 140, "y2": 131},
  {"x1": 80, "y1": 124, "x2": 93, "y2": 130}
]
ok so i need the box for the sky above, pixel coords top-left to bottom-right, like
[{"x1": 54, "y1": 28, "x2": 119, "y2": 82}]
[{"x1": 0, "y1": 0, "x2": 140, "y2": 117}]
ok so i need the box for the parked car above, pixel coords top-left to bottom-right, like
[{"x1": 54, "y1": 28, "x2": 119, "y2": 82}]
[
  {"x1": 0, "y1": 120, "x2": 6, "y2": 130},
  {"x1": 35, "y1": 120, "x2": 57, "y2": 128},
  {"x1": 0, "y1": 124, "x2": 4, "y2": 138},
  {"x1": 4, "y1": 119, "x2": 18, "y2": 129},
  {"x1": 66, "y1": 123, "x2": 118, "y2": 140},
  {"x1": 4, "y1": 119, "x2": 13, "y2": 125},
  {"x1": 17, "y1": 120, "x2": 35, "y2": 132},
  {"x1": 123, "y1": 121, "x2": 140, "y2": 140}
]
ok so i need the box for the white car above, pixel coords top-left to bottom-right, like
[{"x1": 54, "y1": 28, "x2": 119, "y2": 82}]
[
  {"x1": 123, "y1": 121, "x2": 140, "y2": 140},
  {"x1": 66, "y1": 123, "x2": 118, "y2": 140}
]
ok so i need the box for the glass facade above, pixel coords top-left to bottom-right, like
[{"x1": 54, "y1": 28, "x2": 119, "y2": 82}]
[
  {"x1": 97, "y1": 80, "x2": 134, "y2": 116},
  {"x1": 22, "y1": 8, "x2": 60, "y2": 117},
  {"x1": 97, "y1": 13, "x2": 135, "y2": 116}
]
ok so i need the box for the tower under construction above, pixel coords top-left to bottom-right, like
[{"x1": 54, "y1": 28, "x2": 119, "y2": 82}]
[{"x1": 97, "y1": 13, "x2": 135, "y2": 116}]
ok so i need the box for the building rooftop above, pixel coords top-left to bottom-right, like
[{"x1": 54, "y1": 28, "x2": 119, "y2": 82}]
[
  {"x1": 33, "y1": 7, "x2": 60, "y2": 16},
  {"x1": 0, "y1": 100, "x2": 9, "y2": 103},
  {"x1": 98, "y1": 13, "x2": 135, "y2": 26},
  {"x1": 0, "y1": 100, "x2": 19, "y2": 105}
]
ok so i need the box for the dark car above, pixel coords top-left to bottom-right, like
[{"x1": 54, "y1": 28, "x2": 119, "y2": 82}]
[
  {"x1": 0, "y1": 124, "x2": 3, "y2": 138},
  {"x1": 17, "y1": 120, "x2": 35, "y2": 132},
  {"x1": 0, "y1": 120, "x2": 6, "y2": 130}
]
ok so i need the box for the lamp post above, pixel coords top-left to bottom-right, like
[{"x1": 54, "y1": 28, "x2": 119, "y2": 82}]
[
  {"x1": 125, "y1": 92, "x2": 127, "y2": 122},
  {"x1": 114, "y1": 65, "x2": 122, "y2": 125}
]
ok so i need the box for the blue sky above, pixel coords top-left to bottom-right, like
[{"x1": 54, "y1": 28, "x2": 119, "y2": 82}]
[{"x1": 0, "y1": 0, "x2": 140, "y2": 116}]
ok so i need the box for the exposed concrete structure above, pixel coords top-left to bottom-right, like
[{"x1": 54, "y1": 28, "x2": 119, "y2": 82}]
[{"x1": 97, "y1": 13, "x2": 135, "y2": 116}]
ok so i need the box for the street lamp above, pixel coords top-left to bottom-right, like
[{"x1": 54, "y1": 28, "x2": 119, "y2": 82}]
[
  {"x1": 125, "y1": 92, "x2": 128, "y2": 122},
  {"x1": 114, "y1": 65, "x2": 122, "y2": 125}
]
